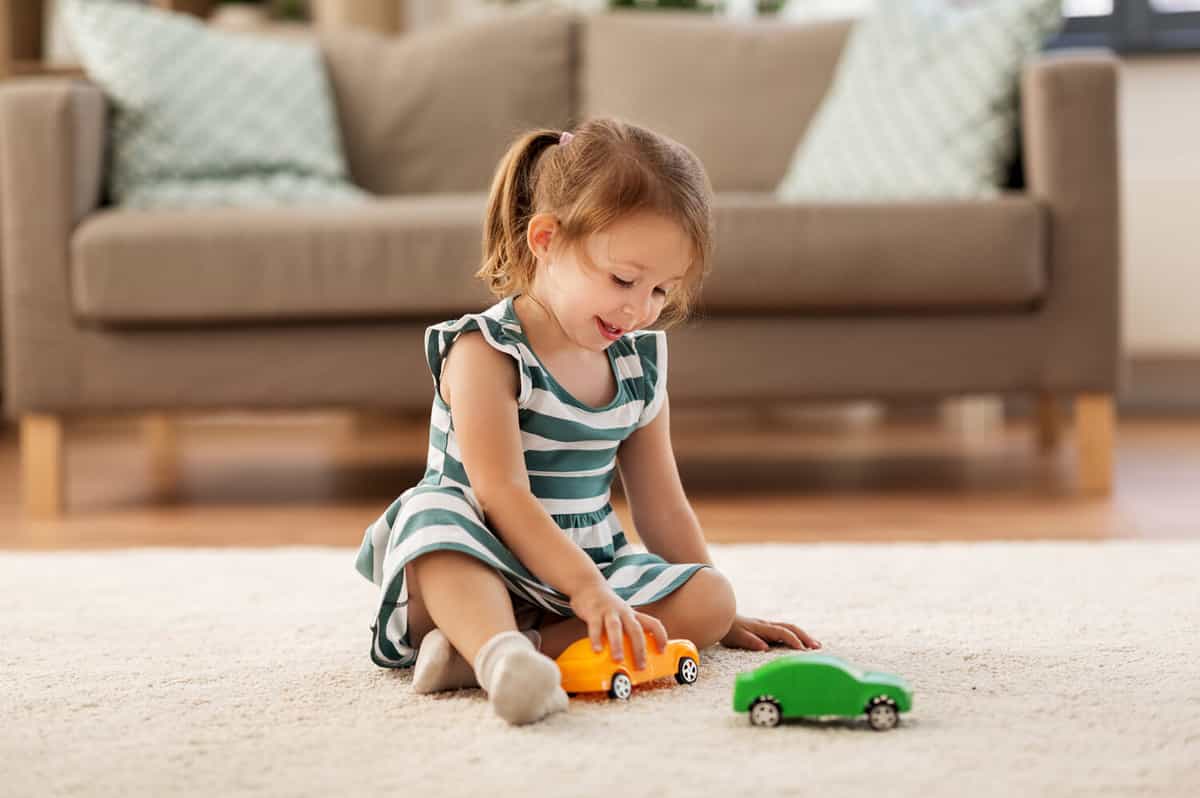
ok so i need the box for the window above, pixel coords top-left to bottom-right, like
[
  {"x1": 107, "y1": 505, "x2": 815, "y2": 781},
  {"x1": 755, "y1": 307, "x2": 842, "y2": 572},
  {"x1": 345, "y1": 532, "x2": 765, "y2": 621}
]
[
  {"x1": 1056, "y1": 0, "x2": 1200, "y2": 52},
  {"x1": 1064, "y1": 0, "x2": 1114, "y2": 15},
  {"x1": 1150, "y1": 1, "x2": 1200, "y2": 11}
]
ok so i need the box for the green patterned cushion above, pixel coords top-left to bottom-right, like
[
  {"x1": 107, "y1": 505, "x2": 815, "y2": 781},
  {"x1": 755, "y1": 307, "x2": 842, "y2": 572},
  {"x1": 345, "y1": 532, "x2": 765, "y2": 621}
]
[
  {"x1": 777, "y1": 0, "x2": 1063, "y2": 201},
  {"x1": 64, "y1": 0, "x2": 365, "y2": 208}
]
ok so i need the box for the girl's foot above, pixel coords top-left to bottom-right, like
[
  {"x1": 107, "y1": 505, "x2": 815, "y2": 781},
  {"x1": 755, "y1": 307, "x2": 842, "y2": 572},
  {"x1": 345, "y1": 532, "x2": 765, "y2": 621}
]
[
  {"x1": 473, "y1": 630, "x2": 568, "y2": 725},
  {"x1": 412, "y1": 628, "x2": 541, "y2": 694}
]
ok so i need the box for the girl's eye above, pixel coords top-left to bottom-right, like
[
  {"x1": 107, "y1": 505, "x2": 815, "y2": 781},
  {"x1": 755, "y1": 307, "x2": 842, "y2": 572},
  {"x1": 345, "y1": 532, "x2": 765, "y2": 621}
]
[
  {"x1": 611, "y1": 276, "x2": 635, "y2": 288},
  {"x1": 653, "y1": 287, "x2": 669, "y2": 297}
]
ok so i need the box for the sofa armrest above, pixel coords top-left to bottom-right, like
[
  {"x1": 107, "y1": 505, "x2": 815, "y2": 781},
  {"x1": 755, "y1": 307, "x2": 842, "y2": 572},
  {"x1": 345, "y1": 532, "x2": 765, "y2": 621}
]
[
  {"x1": 1020, "y1": 51, "x2": 1122, "y2": 390},
  {"x1": 0, "y1": 78, "x2": 107, "y2": 415}
]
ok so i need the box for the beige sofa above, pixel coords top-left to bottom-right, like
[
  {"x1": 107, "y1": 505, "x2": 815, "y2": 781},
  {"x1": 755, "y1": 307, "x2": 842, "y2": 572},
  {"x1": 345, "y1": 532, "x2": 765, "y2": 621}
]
[{"x1": 0, "y1": 12, "x2": 1121, "y2": 517}]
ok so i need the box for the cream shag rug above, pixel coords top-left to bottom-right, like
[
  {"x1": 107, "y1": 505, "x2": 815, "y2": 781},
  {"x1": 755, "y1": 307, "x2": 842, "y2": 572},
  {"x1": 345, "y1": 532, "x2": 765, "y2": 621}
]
[{"x1": 2, "y1": 543, "x2": 1197, "y2": 798}]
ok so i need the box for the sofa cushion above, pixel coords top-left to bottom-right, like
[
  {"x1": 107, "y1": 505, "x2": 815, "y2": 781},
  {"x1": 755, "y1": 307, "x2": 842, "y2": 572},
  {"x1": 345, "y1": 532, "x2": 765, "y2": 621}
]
[
  {"x1": 777, "y1": 0, "x2": 1063, "y2": 201},
  {"x1": 71, "y1": 194, "x2": 1045, "y2": 326},
  {"x1": 581, "y1": 13, "x2": 852, "y2": 193},
  {"x1": 63, "y1": 0, "x2": 363, "y2": 209},
  {"x1": 705, "y1": 194, "x2": 1046, "y2": 312},
  {"x1": 71, "y1": 195, "x2": 495, "y2": 325},
  {"x1": 320, "y1": 14, "x2": 574, "y2": 196}
]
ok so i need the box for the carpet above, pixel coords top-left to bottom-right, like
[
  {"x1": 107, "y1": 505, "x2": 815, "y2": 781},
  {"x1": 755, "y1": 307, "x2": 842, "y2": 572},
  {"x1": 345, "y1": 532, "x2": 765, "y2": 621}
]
[{"x1": 2, "y1": 542, "x2": 1197, "y2": 797}]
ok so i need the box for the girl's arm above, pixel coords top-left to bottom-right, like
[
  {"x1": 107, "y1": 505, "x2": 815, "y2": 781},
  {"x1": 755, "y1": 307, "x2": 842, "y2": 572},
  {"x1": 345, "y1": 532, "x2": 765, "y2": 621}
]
[
  {"x1": 440, "y1": 333, "x2": 666, "y2": 666},
  {"x1": 615, "y1": 395, "x2": 711, "y2": 566},
  {"x1": 618, "y1": 393, "x2": 822, "y2": 652}
]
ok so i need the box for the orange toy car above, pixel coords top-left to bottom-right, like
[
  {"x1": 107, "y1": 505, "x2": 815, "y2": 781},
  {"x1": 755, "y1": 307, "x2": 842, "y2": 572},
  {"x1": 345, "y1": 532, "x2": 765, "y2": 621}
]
[{"x1": 555, "y1": 634, "x2": 701, "y2": 700}]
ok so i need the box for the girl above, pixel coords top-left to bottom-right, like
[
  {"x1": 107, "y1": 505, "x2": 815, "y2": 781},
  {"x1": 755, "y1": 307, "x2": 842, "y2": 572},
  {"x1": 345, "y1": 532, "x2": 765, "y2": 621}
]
[{"x1": 355, "y1": 118, "x2": 820, "y2": 726}]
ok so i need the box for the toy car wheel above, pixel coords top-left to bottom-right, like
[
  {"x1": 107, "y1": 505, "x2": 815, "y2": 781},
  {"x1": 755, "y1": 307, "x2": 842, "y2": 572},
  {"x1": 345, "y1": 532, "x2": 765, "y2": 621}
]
[
  {"x1": 749, "y1": 697, "x2": 782, "y2": 728},
  {"x1": 866, "y1": 697, "x2": 899, "y2": 731},
  {"x1": 675, "y1": 656, "x2": 699, "y2": 685},
  {"x1": 608, "y1": 673, "x2": 633, "y2": 701}
]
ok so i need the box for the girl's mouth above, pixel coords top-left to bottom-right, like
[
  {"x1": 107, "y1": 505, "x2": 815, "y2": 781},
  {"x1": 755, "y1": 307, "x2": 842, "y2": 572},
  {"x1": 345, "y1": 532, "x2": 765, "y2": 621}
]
[{"x1": 596, "y1": 317, "x2": 623, "y2": 341}]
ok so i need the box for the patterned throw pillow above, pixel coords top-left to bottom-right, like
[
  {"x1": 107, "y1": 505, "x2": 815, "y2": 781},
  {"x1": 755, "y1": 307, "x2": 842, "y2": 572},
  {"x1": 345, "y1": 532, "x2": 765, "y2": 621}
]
[
  {"x1": 63, "y1": 0, "x2": 365, "y2": 208},
  {"x1": 776, "y1": 0, "x2": 1063, "y2": 201}
]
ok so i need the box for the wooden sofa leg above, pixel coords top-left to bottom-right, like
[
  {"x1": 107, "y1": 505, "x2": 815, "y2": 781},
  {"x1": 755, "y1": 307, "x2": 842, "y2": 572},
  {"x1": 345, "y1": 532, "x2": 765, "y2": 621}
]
[
  {"x1": 1035, "y1": 393, "x2": 1062, "y2": 453},
  {"x1": 21, "y1": 414, "x2": 65, "y2": 519},
  {"x1": 1075, "y1": 394, "x2": 1115, "y2": 496},
  {"x1": 142, "y1": 414, "x2": 181, "y2": 498},
  {"x1": 940, "y1": 395, "x2": 1004, "y2": 441}
]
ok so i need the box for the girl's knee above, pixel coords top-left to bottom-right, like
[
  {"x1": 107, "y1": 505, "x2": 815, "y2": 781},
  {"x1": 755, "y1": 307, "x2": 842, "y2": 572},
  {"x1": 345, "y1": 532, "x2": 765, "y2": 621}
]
[
  {"x1": 667, "y1": 568, "x2": 736, "y2": 647},
  {"x1": 697, "y1": 568, "x2": 737, "y2": 635}
]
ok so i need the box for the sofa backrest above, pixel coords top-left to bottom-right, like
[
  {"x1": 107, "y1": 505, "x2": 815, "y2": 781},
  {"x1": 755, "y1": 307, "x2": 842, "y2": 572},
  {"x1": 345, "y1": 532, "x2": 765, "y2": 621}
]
[
  {"x1": 321, "y1": 11, "x2": 852, "y2": 197},
  {"x1": 581, "y1": 13, "x2": 852, "y2": 193},
  {"x1": 320, "y1": 14, "x2": 575, "y2": 196}
]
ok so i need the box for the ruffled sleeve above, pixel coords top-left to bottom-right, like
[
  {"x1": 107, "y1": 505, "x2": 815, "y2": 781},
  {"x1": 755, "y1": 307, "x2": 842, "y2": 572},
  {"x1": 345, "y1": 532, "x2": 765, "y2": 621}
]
[
  {"x1": 424, "y1": 308, "x2": 533, "y2": 408},
  {"x1": 630, "y1": 330, "x2": 668, "y2": 428}
]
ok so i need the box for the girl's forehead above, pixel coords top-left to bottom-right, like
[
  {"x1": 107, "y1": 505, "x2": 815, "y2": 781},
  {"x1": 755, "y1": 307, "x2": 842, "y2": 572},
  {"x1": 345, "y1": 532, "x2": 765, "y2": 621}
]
[{"x1": 586, "y1": 213, "x2": 692, "y2": 279}]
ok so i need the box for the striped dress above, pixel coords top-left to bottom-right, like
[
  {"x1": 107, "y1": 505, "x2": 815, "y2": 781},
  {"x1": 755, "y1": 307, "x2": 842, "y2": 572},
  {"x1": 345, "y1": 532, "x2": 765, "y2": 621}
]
[{"x1": 355, "y1": 296, "x2": 707, "y2": 668}]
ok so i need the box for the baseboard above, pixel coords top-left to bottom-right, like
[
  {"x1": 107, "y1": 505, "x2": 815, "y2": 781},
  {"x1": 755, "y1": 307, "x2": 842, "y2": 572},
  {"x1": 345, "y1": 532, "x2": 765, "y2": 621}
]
[{"x1": 1118, "y1": 355, "x2": 1200, "y2": 415}]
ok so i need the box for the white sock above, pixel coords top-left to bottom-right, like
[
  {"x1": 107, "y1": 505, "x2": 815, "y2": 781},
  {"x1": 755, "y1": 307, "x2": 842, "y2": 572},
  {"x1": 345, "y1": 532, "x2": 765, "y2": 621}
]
[
  {"x1": 412, "y1": 628, "x2": 541, "y2": 695},
  {"x1": 472, "y1": 630, "x2": 568, "y2": 726}
]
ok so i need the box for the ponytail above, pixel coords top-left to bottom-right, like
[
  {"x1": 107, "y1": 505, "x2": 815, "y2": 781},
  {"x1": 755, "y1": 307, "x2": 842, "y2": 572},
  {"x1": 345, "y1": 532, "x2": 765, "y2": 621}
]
[{"x1": 477, "y1": 129, "x2": 562, "y2": 298}]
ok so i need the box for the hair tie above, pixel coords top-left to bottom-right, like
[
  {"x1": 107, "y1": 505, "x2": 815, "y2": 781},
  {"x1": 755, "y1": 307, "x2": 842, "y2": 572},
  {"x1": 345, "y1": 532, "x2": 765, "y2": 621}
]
[{"x1": 559, "y1": 131, "x2": 574, "y2": 146}]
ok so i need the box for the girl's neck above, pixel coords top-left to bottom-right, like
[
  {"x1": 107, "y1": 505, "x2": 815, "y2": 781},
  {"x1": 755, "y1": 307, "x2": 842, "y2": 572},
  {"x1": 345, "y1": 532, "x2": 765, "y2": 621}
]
[{"x1": 514, "y1": 290, "x2": 576, "y2": 358}]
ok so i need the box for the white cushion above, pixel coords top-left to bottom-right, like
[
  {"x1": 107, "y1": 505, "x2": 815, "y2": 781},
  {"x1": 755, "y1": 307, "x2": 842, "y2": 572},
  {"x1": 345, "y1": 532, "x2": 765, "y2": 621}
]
[
  {"x1": 777, "y1": 0, "x2": 1063, "y2": 201},
  {"x1": 64, "y1": 0, "x2": 364, "y2": 208}
]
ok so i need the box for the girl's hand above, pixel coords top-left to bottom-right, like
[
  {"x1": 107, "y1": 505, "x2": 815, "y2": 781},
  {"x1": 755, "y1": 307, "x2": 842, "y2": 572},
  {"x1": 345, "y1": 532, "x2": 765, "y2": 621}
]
[
  {"x1": 721, "y1": 613, "x2": 821, "y2": 652},
  {"x1": 570, "y1": 580, "x2": 667, "y2": 670}
]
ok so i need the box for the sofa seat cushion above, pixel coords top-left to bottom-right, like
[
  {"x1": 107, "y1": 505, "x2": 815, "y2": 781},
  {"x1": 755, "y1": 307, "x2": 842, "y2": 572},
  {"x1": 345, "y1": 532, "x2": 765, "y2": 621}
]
[
  {"x1": 72, "y1": 194, "x2": 495, "y2": 325},
  {"x1": 71, "y1": 193, "x2": 1046, "y2": 326},
  {"x1": 705, "y1": 193, "x2": 1046, "y2": 313}
]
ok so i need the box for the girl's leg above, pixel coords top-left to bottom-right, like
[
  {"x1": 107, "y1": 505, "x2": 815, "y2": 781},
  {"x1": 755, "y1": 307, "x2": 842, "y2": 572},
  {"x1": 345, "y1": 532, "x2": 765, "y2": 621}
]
[
  {"x1": 407, "y1": 550, "x2": 567, "y2": 725},
  {"x1": 406, "y1": 550, "x2": 518, "y2": 662},
  {"x1": 536, "y1": 568, "x2": 737, "y2": 658}
]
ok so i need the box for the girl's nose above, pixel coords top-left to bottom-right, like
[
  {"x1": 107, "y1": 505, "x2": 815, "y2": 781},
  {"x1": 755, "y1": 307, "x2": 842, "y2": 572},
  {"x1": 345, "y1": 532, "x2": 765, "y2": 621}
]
[
  {"x1": 623, "y1": 294, "x2": 653, "y2": 327},
  {"x1": 639, "y1": 290, "x2": 658, "y2": 321}
]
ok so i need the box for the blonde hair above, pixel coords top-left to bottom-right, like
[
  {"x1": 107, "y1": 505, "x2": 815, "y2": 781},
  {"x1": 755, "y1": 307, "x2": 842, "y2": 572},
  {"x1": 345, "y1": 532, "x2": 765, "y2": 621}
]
[{"x1": 477, "y1": 118, "x2": 714, "y2": 328}]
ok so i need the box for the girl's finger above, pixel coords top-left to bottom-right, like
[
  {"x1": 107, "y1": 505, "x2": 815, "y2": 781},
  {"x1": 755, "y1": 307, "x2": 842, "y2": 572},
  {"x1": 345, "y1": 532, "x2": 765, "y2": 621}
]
[
  {"x1": 623, "y1": 612, "x2": 647, "y2": 669},
  {"x1": 605, "y1": 613, "x2": 625, "y2": 662},
  {"x1": 636, "y1": 612, "x2": 668, "y2": 654},
  {"x1": 726, "y1": 626, "x2": 769, "y2": 652},
  {"x1": 587, "y1": 617, "x2": 604, "y2": 653},
  {"x1": 764, "y1": 624, "x2": 807, "y2": 650},
  {"x1": 783, "y1": 623, "x2": 822, "y2": 649},
  {"x1": 772, "y1": 622, "x2": 820, "y2": 649}
]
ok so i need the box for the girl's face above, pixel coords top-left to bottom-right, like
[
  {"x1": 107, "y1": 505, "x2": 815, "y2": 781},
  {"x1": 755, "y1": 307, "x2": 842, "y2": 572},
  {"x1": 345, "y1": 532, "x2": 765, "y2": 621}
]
[{"x1": 527, "y1": 211, "x2": 693, "y2": 353}]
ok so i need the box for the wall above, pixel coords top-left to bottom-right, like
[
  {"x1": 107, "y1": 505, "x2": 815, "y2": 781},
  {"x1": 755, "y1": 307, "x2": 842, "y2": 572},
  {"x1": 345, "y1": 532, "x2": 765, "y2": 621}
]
[{"x1": 1120, "y1": 54, "x2": 1200, "y2": 356}]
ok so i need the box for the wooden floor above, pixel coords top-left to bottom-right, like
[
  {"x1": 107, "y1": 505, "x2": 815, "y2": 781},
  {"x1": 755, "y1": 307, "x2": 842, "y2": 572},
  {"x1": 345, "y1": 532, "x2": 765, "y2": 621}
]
[{"x1": 2, "y1": 409, "x2": 1198, "y2": 549}]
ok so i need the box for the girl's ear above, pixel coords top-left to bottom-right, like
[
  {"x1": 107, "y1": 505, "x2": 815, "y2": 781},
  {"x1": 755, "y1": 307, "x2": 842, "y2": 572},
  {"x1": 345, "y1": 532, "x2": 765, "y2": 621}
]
[{"x1": 526, "y1": 212, "x2": 558, "y2": 261}]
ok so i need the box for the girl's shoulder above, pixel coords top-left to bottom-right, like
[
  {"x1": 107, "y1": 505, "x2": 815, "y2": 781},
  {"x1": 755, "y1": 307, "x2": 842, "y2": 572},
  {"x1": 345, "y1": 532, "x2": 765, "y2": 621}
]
[
  {"x1": 426, "y1": 297, "x2": 522, "y2": 345},
  {"x1": 424, "y1": 297, "x2": 534, "y2": 405}
]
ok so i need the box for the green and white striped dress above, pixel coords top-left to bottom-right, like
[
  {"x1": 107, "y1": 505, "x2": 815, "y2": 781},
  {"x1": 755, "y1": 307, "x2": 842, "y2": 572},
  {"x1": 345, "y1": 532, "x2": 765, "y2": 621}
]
[{"x1": 355, "y1": 296, "x2": 707, "y2": 668}]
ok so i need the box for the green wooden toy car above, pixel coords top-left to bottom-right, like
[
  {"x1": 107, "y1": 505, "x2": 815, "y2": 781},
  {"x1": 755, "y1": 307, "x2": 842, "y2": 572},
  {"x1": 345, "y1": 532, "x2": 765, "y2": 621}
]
[{"x1": 732, "y1": 654, "x2": 913, "y2": 731}]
